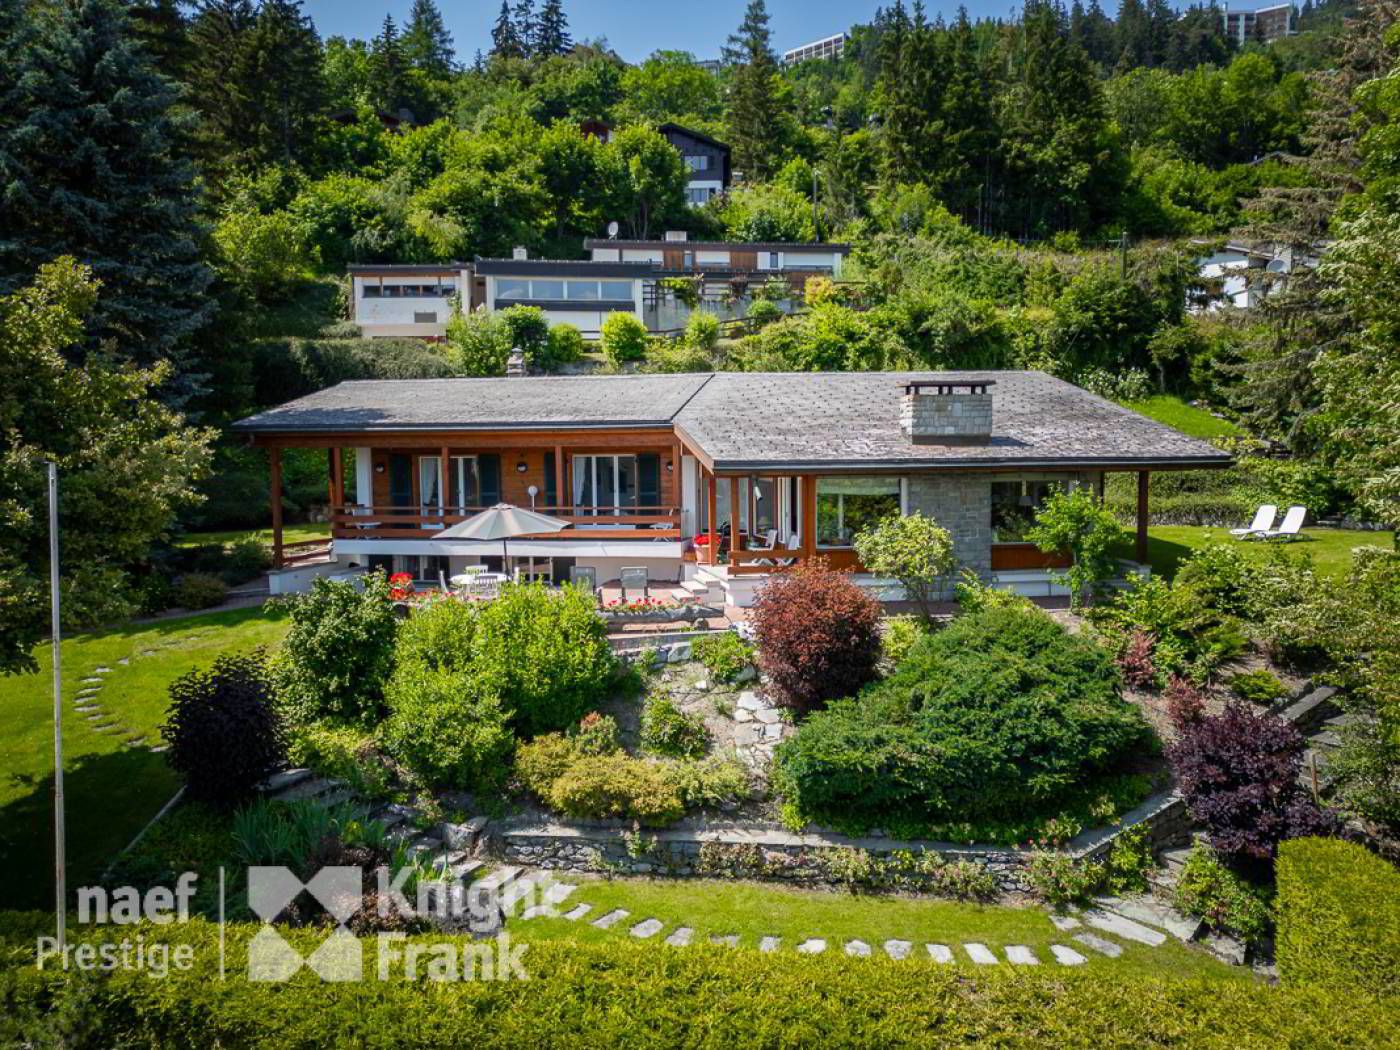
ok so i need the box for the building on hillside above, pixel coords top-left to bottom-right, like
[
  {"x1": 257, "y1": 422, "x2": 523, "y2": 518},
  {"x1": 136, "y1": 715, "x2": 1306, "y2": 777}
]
[
  {"x1": 236, "y1": 371, "x2": 1232, "y2": 606},
  {"x1": 657, "y1": 124, "x2": 731, "y2": 205},
  {"x1": 347, "y1": 263, "x2": 476, "y2": 340},
  {"x1": 782, "y1": 32, "x2": 848, "y2": 65},
  {"x1": 1191, "y1": 241, "x2": 1299, "y2": 311},
  {"x1": 1220, "y1": 3, "x2": 1296, "y2": 44},
  {"x1": 474, "y1": 255, "x2": 651, "y2": 338}
]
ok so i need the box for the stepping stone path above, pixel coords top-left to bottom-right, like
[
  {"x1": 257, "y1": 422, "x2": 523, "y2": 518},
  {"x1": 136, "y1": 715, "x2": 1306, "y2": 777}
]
[
  {"x1": 926, "y1": 944, "x2": 954, "y2": 963},
  {"x1": 630, "y1": 919, "x2": 664, "y2": 939},
  {"x1": 759, "y1": 936, "x2": 781, "y2": 953},
  {"x1": 844, "y1": 940, "x2": 871, "y2": 958},
  {"x1": 884, "y1": 940, "x2": 912, "y2": 960},
  {"x1": 1072, "y1": 932, "x2": 1122, "y2": 959},
  {"x1": 562, "y1": 904, "x2": 592, "y2": 922},
  {"x1": 1083, "y1": 909, "x2": 1167, "y2": 947},
  {"x1": 1050, "y1": 944, "x2": 1087, "y2": 966},
  {"x1": 664, "y1": 927, "x2": 693, "y2": 947},
  {"x1": 1049, "y1": 914, "x2": 1082, "y2": 932},
  {"x1": 963, "y1": 943, "x2": 998, "y2": 965},
  {"x1": 731, "y1": 691, "x2": 792, "y2": 768},
  {"x1": 1005, "y1": 945, "x2": 1039, "y2": 965},
  {"x1": 709, "y1": 935, "x2": 739, "y2": 948},
  {"x1": 592, "y1": 909, "x2": 629, "y2": 930},
  {"x1": 796, "y1": 939, "x2": 827, "y2": 955}
]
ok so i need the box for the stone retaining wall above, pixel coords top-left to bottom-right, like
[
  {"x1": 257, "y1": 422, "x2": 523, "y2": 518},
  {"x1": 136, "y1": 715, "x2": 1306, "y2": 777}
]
[{"x1": 491, "y1": 788, "x2": 1191, "y2": 896}]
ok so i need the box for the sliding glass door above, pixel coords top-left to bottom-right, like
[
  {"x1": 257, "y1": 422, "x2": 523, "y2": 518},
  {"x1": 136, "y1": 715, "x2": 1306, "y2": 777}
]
[{"x1": 572, "y1": 455, "x2": 639, "y2": 516}]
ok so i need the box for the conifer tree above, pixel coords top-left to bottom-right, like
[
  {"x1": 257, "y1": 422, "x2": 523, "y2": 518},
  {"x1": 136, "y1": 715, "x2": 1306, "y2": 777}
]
[
  {"x1": 491, "y1": 0, "x2": 523, "y2": 57},
  {"x1": 723, "y1": 0, "x2": 785, "y2": 180},
  {"x1": 534, "y1": 0, "x2": 571, "y2": 55},
  {"x1": 237, "y1": 0, "x2": 325, "y2": 168},
  {"x1": 0, "y1": 0, "x2": 213, "y2": 387},
  {"x1": 187, "y1": 0, "x2": 257, "y2": 174},
  {"x1": 401, "y1": 0, "x2": 455, "y2": 77},
  {"x1": 513, "y1": 0, "x2": 537, "y2": 55},
  {"x1": 369, "y1": 14, "x2": 407, "y2": 113}
]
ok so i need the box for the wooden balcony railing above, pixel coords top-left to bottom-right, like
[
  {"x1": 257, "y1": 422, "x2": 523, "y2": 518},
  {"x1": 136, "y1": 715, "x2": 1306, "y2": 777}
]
[{"x1": 330, "y1": 505, "x2": 683, "y2": 541}]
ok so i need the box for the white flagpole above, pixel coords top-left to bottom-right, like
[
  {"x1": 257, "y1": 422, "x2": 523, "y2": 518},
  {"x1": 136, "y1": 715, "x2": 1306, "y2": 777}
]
[{"x1": 48, "y1": 461, "x2": 65, "y2": 951}]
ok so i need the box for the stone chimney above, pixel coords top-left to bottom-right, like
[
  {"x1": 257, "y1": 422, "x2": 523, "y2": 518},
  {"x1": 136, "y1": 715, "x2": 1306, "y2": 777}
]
[
  {"x1": 512, "y1": 246, "x2": 528, "y2": 260},
  {"x1": 506, "y1": 348, "x2": 527, "y2": 377},
  {"x1": 900, "y1": 380, "x2": 994, "y2": 445}
]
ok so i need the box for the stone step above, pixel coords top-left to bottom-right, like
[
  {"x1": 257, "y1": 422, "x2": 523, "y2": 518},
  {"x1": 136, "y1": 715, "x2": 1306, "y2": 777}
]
[
  {"x1": 665, "y1": 927, "x2": 693, "y2": 947},
  {"x1": 709, "y1": 934, "x2": 738, "y2": 948},
  {"x1": 883, "y1": 939, "x2": 912, "y2": 960},
  {"x1": 926, "y1": 944, "x2": 954, "y2": 963},
  {"x1": 272, "y1": 776, "x2": 341, "y2": 802},
  {"x1": 1005, "y1": 945, "x2": 1039, "y2": 965},
  {"x1": 472, "y1": 866, "x2": 521, "y2": 893},
  {"x1": 1083, "y1": 909, "x2": 1167, "y2": 947},
  {"x1": 679, "y1": 578, "x2": 711, "y2": 594},
  {"x1": 1092, "y1": 895, "x2": 1201, "y2": 943},
  {"x1": 796, "y1": 938, "x2": 826, "y2": 955},
  {"x1": 629, "y1": 918, "x2": 664, "y2": 939},
  {"x1": 669, "y1": 588, "x2": 698, "y2": 603},
  {"x1": 1072, "y1": 932, "x2": 1122, "y2": 958},
  {"x1": 963, "y1": 943, "x2": 998, "y2": 965},
  {"x1": 259, "y1": 768, "x2": 313, "y2": 793},
  {"x1": 562, "y1": 904, "x2": 592, "y2": 922},
  {"x1": 1050, "y1": 944, "x2": 1087, "y2": 966},
  {"x1": 1278, "y1": 686, "x2": 1339, "y2": 732},
  {"x1": 844, "y1": 940, "x2": 871, "y2": 957},
  {"x1": 759, "y1": 936, "x2": 781, "y2": 953},
  {"x1": 591, "y1": 908, "x2": 629, "y2": 930}
]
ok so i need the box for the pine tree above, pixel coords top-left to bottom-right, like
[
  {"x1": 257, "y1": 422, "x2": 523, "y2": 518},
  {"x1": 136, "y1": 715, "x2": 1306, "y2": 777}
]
[
  {"x1": 187, "y1": 0, "x2": 257, "y2": 173},
  {"x1": 723, "y1": 0, "x2": 785, "y2": 181},
  {"x1": 513, "y1": 0, "x2": 537, "y2": 55},
  {"x1": 0, "y1": 0, "x2": 213, "y2": 389},
  {"x1": 941, "y1": 6, "x2": 996, "y2": 224},
  {"x1": 369, "y1": 14, "x2": 407, "y2": 114},
  {"x1": 491, "y1": 0, "x2": 523, "y2": 57},
  {"x1": 126, "y1": 0, "x2": 193, "y2": 78},
  {"x1": 534, "y1": 0, "x2": 571, "y2": 55},
  {"x1": 1115, "y1": 0, "x2": 1153, "y2": 68},
  {"x1": 401, "y1": 0, "x2": 455, "y2": 77},
  {"x1": 237, "y1": 0, "x2": 326, "y2": 167}
]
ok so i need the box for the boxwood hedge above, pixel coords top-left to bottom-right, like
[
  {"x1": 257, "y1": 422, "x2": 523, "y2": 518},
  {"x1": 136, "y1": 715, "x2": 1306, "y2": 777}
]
[
  {"x1": 0, "y1": 915, "x2": 1392, "y2": 1047},
  {"x1": 773, "y1": 606, "x2": 1152, "y2": 828},
  {"x1": 1275, "y1": 837, "x2": 1400, "y2": 998}
]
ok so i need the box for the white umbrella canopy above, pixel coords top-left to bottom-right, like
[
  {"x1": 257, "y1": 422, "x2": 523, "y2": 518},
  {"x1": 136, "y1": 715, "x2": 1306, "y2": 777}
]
[{"x1": 433, "y1": 503, "x2": 569, "y2": 570}]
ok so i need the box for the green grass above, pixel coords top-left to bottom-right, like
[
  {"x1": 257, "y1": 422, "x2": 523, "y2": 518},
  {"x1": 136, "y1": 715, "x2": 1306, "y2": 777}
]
[
  {"x1": 0, "y1": 606, "x2": 289, "y2": 910},
  {"x1": 1121, "y1": 395, "x2": 1243, "y2": 441},
  {"x1": 518, "y1": 876, "x2": 1243, "y2": 981},
  {"x1": 1112, "y1": 525, "x2": 1395, "y2": 580},
  {"x1": 175, "y1": 523, "x2": 329, "y2": 548}
]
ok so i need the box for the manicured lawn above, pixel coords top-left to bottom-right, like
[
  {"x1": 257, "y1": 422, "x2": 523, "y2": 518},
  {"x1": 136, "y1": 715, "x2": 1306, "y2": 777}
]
[
  {"x1": 1112, "y1": 524, "x2": 1395, "y2": 580},
  {"x1": 0, "y1": 606, "x2": 289, "y2": 910},
  {"x1": 517, "y1": 877, "x2": 1243, "y2": 982},
  {"x1": 1121, "y1": 395, "x2": 1243, "y2": 441},
  {"x1": 175, "y1": 522, "x2": 329, "y2": 548}
]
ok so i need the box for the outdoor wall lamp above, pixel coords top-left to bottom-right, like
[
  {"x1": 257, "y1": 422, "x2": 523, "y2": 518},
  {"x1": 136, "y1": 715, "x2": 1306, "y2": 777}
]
[{"x1": 516, "y1": 460, "x2": 528, "y2": 473}]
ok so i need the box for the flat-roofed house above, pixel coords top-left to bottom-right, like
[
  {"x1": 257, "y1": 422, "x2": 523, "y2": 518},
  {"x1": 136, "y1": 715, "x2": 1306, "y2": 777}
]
[
  {"x1": 348, "y1": 263, "x2": 473, "y2": 339},
  {"x1": 235, "y1": 371, "x2": 1232, "y2": 606}
]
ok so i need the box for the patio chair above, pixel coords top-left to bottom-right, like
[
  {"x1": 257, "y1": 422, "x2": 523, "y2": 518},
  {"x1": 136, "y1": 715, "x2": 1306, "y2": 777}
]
[
  {"x1": 1260, "y1": 505, "x2": 1307, "y2": 542},
  {"x1": 774, "y1": 533, "x2": 801, "y2": 567},
  {"x1": 1230, "y1": 504, "x2": 1277, "y2": 539},
  {"x1": 620, "y1": 566, "x2": 649, "y2": 601}
]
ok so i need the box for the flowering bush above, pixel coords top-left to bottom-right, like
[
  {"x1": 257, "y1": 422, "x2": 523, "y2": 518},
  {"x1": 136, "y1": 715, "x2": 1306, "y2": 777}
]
[
  {"x1": 1167, "y1": 701, "x2": 1344, "y2": 860},
  {"x1": 388, "y1": 572, "x2": 415, "y2": 601},
  {"x1": 751, "y1": 560, "x2": 882, "y2": 715},
  {"x1": 603, "y1": 597, "x2": 684, "y2": 615}
]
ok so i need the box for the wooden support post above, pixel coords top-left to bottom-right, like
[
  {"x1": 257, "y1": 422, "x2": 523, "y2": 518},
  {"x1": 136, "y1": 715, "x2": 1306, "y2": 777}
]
[
  {"x1": 801, "y1": 475, "x2": 817, "y2": 560},
  {"x1": 1136, "y1": 471, "x2": 1150, "y2": 565},
  {"x1": 706, "y1": 471, "x2": 717, "y2": 565},
  {"x1": 330, "y1": 447, "x2": 344, "y2": 512},
  {"x1": 555, "y1": 445, "x2": 565, "y2": 513},
  {"x1": 729, "y1": 475, "x2": 741, "y2": 568},
  {"x1": 671, "y1": 440, "x2": 682, "y2": 522},
  {"x1": 440, "y1": 446, "x2": 449, "y2": 514},
  {"x1": 269, "y1": 447, "x2": 284, "y2": 570}
]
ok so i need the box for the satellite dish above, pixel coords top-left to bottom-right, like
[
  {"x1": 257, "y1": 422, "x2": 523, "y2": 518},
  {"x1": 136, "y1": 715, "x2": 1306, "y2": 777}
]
[{"x1": 607, "y1": 221, "x2": 619, "y2": 238}]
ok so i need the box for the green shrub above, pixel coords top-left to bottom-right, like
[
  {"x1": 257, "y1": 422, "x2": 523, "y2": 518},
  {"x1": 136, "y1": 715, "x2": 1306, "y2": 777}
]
[
  {"x1": 1228, "y1": 669, "x2": 1289, "y2": 705},
  {"x1": 1026, "y1": 488, "x2": 1126, "y2": 609},
  {"x1": 469, "y1": 583, "x2": 616, "y2": 736},
  {"x1": 1276, "y1": 837, "x2": 1400, "y2": 996},
  {"x1": 600, "y1": 312, "x2": 648, "y2": 365},
  {"x1": 515, "y1": 733, "x2": 576, "y2": 797},
  {"x1": 880, "y1": 615, "x2": 927, "y2": 667},
  {"x1": 380, "y1": 666, "x2": 514, "y2": 791},
  {"x1": 1026, "y1": 849, "x2": 1104, "y2": 909},
  {"x1": 1173, "y1": 843, "x2": 1272, "y2": 943},
  {"x1": 1092, "y1": 575, "x2": 1248, "y2": 685},
  {"x1": 953, "y1": 569, "x2": 1035, "y2": 613},
  {"x1": 545, "y1": 323, "x2": 586, "y2": 364},
  {"x1": 222, "y1": 538, "x2": 273, "y2": 583},
  {"x1": 745, "y1": 298, "x2": 783, "y2": 333},
  {"x1": 571, "y1": 712, "x2": 622, "y2": 756},
  {"x1": 685, "y1": 310, "x2": 720, "y2": 350},
  {"x1": 853, "y1": 512, "x2": 956, "y2": 618},
  {"x1": 499, "y1": 305, "x2": 550, "y2": 363},
  {"x1": 394, "y1": 594, "x2": 478, "y2": 672},
  {"x1": 643, "y1": 338, "x2": 714, "y2": 373},
  {"x1": 546, "y1": 753, "x2": 684, "y2": 825},
  {"x1": 286, "y1": 720, "x2": 395, "y2": 799},
  {"x1": 691, "y1": 631, "x2": 754, "y2": 683},
  {"x1": 1102, "y1": 825, "x2": 1154, "y2": 896},
  {"x1": 173, "y1": 572, "x2": 228, "y2": 610},
  {"x1": 4, "y1": 921, "x2": 1395, "y2": 1046},
  {"x1": 641, "y1": 695, "x2": 710, "y2": 759},
  {"x1": 272, "y1": 572, "x2": 399, "y2": 722},
  {"x1": 1175, "y1": 543, "x2": 1258, "y2": 617},
  {"x1": 774, "y1": 606, "x2": 1151, "y2": 829},
  {"x1": 661, "y1": 754, "x2": 749, "y2": 810},
  {"x1": 445, "y1": 308, "x2": 510, "y2": 376}
]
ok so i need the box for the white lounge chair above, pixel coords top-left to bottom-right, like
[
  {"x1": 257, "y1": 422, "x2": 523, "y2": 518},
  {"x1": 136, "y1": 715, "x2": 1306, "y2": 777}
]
[
  {"x1": 1260, "y1": 505, "x2": 1307, "y2": 542},
  {"x1": 1230, "y1": 504, "x2": 1276, "y2": 539}
]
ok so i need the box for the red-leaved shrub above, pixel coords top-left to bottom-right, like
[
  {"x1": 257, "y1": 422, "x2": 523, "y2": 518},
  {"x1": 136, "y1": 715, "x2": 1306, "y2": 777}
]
[
  {"x1": 750, "y1": 560, "x2": 882, "y2": 715},
  {"x1": 1117, "y1": 629, "x2": 1156, "y2": 689},
  {"x1": 1164, "y1": 674, "x2": 1207, "y2": 728},
  {"x1": 1166, "y1": 700, "x2": 1344, "y2": 860}
]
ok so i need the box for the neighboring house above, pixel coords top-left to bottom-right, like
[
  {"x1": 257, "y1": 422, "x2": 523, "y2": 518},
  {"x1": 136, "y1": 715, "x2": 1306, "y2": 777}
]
[
  {"x1": 657, "y1": 123, "x2": 731, "y2": 205},
  {"x1": 781, "y1": 32, "x2": 848, "y2": 65},
  {"x1": 348, "y1": 263, "x2": 474, "y2": 339},
  {"x1": 475, "y1": 254, "x2": 651, "y2": 338},
  {"x1": 1192, "y1": 242, "x2": 1296, "y2": 311},
  {"x1": 234, "y1": 371, "x2": 1231, "y2": 606},
  {"x1": 1220, "y1": 2, "x2": 1295, "y2": 44}
]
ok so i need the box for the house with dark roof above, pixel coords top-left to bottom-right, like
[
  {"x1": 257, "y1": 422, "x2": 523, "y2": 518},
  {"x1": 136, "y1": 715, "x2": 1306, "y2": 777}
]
[
  {"x1": 657, "y1": 124, "x2": 732, "y2": 205},
  {"x1": 234, "y1": 371, "x2": 1231, "y2": 606}
]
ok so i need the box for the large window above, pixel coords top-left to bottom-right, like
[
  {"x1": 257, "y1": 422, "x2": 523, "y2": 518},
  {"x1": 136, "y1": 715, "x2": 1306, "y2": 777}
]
[
  {"x1": 498, "y1": 278, "x2": 634, "y2": 302},
  {"x1": 361, "y1": 283, "x2": 454, "y2": 298},
  {"x1": 990, "y1": 478, "x2": 1076, "y2": 542},
  {"x1": 449, "y1": 456, "x2": 480, "y2": 513},
  {"x1": 684, "y1": 154, "x2": 710, "y2": 171},
  {"x1": 573, "y1": 455, "x2": 639, "y2": 515},
  {"x1": 816, "y1": 477, "x2": 901, "y2": 547}
]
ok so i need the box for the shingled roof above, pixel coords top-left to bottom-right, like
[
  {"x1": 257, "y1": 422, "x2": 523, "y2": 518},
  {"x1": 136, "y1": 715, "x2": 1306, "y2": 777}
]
[{"x1": 233, "y1": 371, "x2": 1232, "y2": 471}]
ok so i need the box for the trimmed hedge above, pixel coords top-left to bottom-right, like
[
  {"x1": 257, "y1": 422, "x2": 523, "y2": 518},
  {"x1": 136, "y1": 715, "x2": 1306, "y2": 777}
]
[
  {"x1": 0, "y1": 917, "x2": 1394, "y2": 1047},
  {"x1": 1276, "y1": 837, "x2": 1400, "y2": 997}
]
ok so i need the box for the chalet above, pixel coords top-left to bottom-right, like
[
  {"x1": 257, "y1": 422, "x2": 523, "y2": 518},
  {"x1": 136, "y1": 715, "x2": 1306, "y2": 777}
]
[
  {"x1": 233, "y1": 371, "x2": 1232, "y2": 607},
  {"x1": 657, "y1": 124, "x2": 732, "y2": 205}
]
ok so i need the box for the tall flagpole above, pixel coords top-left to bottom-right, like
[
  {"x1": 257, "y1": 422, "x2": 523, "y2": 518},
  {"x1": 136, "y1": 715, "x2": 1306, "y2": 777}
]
[{"x1": 48, "y1": 461, "x2": 65, "y2": 951}]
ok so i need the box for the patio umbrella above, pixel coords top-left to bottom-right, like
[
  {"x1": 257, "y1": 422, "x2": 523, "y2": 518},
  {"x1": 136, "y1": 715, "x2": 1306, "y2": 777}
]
[{"x1": 433, "y1": 503, "x2": 569, "y2": 573}]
